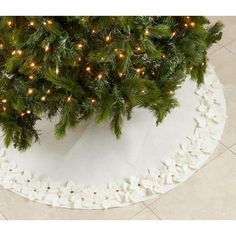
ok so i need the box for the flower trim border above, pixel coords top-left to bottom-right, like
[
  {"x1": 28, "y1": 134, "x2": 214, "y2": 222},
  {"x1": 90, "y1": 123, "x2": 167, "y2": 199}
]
[{"x1": 0, "y1": 65, "x2": 227, "y2": 209}]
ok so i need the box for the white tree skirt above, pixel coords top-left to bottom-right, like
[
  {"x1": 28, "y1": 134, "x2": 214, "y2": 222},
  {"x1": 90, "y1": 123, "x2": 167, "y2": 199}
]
[{"x1": 0, "y1": 65, "x2": 226, "y2": 209}]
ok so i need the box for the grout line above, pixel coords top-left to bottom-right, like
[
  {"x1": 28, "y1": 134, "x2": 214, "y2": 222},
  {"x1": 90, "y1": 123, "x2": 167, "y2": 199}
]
[
  {"x1": 128, "y1": 205, "x2": 149, "y2": 220},
  {"x1": 228, "y1": 148, "x2": 236, "y2": 156},
  {"x1": 0, "y1": 211, "x2": 7, "y2": 220},
  {"x1": 208, "y1": 45, "x2": 223, "y2": 56},
  {"x1": 223, "y1": 45, "x2": 236, "y2": 57},
  {"x1": 145, "y1": 205, "x2": 162, "y2": 220}
]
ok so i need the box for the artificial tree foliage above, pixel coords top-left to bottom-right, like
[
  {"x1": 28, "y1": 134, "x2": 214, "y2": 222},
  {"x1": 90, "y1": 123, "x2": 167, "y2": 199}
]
[{"x1": 0, "y1": 16, "x2": 223, "y2": 151}]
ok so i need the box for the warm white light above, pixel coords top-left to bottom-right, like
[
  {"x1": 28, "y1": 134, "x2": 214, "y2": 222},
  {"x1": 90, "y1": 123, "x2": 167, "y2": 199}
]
[
  {"x1": 41, "y1": 96, "x2": 46, "y2": 101},
  {"x1": 78, "y1": 43, "x2": 83, "y2": 49},
  {"x1": 105, "y1": 35, "x2": 111, "y2": 42},
  {"x1": 26, "y1": 110, "x2": 31, "y2": 114},
  {"x1": 55, "y1": 68, "x2": 59, "y2": 74},
  {"x1": 118, "y1": 53, "x2": 125, "y2": 59},
  {"x1": 97, "y1": 73, "x2": 103, "y2": 79},
  {"x1": 45, "y1": 45, "x2": 49, "y2": 52},
  {"x1": 91, "y1": 99, "x2": 96, "y2": 104},
  {"x1": 29, "y1": 21, "x2": 35, "y2": 27},
  {"x1": 27, "y1": 88, "x2": 34, "y2": 95},
  {"x1": 86, "y1": 66, "x2": 91, "y2": 72},
  {"x1": 28, "y1": 75, "x2": 34, "y2": 80},
  {"x1": 46, "y1": 89, "x2": 51, "y2": 94},
  {"x1": 0, "y1": 44, "x2": 4, "y2": 48},
  {"x1": 7, "y1": 21, "x2": 12, "y2": 27},
  {"x1": 2, "y1": 99, "x2": 7, "y2": 103},
  {"x1": 30, "y1": 62, "x2": 35, "y2": 68},
  {"x1": 144, "y1": 29, "x2": 149, "y2": 35}
]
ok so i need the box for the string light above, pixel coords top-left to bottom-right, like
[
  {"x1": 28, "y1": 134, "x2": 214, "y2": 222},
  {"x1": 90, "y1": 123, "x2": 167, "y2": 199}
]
[
  {"x1": 30, "y1": 62, "x2": 35, "y2": 68},
  {"x1": 162, "y1": 54, "x2": 166, "y2": 59},
  {"x1": 190, "y1": 22, "x2": 195, "y2": 27},
  {"x1": 118, "y1": 72, "x2": 123, "y2": 78},
  {"x1": 46, "y1": 89, "x2": 51, "y2": 94},
  {"x1": 3, "y1": 106, "x2": 6, "y2": 112},
  {"x1": 55, "y1": 68, "x2": 59, "y2": 75},
  {"x1": 26, "y1": 110, "x2": 31, "y2": 114},
  {"x1": 0, "y1": 44, "x2": 4, "y2": 48},
  {"x1": 190, "y1": 66, "x2": 193, "y2": 71},
  {"x1": 28, "y1": 75, "x2": 34, "y2": 80},
  {"x1": 67, "y1": 96, "x2": 72, "y2": 103},
  {"x1": 92, "y1": 29, "x2": 96, "y2": 34},
  {"x1": 97, "y1": 73, "x2": 103, "y2": 80},
  {"x1": 118, "y1": 53, "x2": 125, "y2": 59},
  {"x1": 27, "y1": 88, "x2": 34, "y2": 95},
  {"x1": 105, "y1": 35, "x2": 111, "y2": 42},
  {"x1": 114, "y1": 48, "x2": 118, "y2": 52},
  {"x1": 86, "y1": 66, "x2": 91, "y2": 72},
  {"x1": 172, "y1": 32, "x2": 176, "y2": 37},
  {"x1": 144, "y1": 29, "x2": 149, "y2": 35},
  {"x1": 78, "y1": 57, "x2": 82, "y2": 61},
  {"x1": 141, "y1": 90, "x2": 145, "y2": 94},
  {"x1": 21, "y1": 112, "x2": 26, "y2": 117},
  {"x1": 184, "y1": 23, "x2": 188, "y2": 28},
  {"x1": 47, "y1": 20, "x2": 53, "y2": 25},
  {"x1": 11, "y1": 50, "x2": 16, "y2": 55},
  {"x1": 77, "y1": 43, "x2": 83, "y2": 49},
  {"x1": 40, "y1": 96, "x2": 46, "y2": 102},
  {"x1": 7, "y1": 21, "x2": 12, "y2": 27},
  {"x1": 136, "y1": 46, "x2": 142, "y2": 51},
  {"x1": 169, "y1": 90, "x2": 175, "y2": 95},
  {"x1": 135, "y1": 68, "x2": 142, "y2": 73},
  {"x1": 29, "y1": 21, "x2": 35, "y2": 27},
  {"x1": 2, "y1": 99, "x2": 7, "y2": 103},
  {"x1": 91, "y1": 99, "x2": 96, "y2": 104},
  {"x1": 45, "y1": 45, "x2": 50, "y2": 52}
]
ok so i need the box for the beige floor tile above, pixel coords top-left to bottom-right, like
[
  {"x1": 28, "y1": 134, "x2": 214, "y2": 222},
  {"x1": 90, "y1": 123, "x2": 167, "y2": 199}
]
[
  {"x1": 0, "y1": 212, "x2": 6, "y2": 220},
  {"x1": 0, "y1": 190, "x2": 145, "y2": 220},
  {"x1": 209, "y1": 48, "x2": 236, "y2": 147},
  {"x1": 207, "y1": 142, "x2": 227, "y2": 163},
  {"x1": 207, "y1": 16, "x2": 236, "y2": 46},
  {"x1": 229, "y1": 144, "x2": 236, "y2": 155},
  {"x1": 207, "y1": 43, "x2": 222, "y2": 56},
  {"x1": 149, "y1": 150, "x2": 236, "y2": 219},
  {"x1": 130, "y1": 207, "x2": 160, "y2": 220},
  {"x1": 225, "y1": 40, "x2": 236, "y2": 55}
]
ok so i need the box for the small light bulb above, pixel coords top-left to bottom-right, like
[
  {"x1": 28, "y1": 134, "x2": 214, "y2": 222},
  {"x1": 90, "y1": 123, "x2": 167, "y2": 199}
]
[
  {"x1": 41, "y1": 96, "x2": 46, "y2": 102},
  {"x1": 45, "y1": 45, "x2": 49, "y2": 52},
  {"x1": 114, "y1": 48, "x2": 118, "y2": 52},
  {"x1": 86, "y1": 66, "x2": 91, "y2": 72},
  {"x1": 55, "y1": 68, "x2": 59, "y2": 74},
  {"x1": 27, "y1": 88, "x2": 34, "y2": 95},
  {"x1": 17, "y1": 50, "x2": 22, "y2": 55},
  {"x1": 184, "y1": 23, "x2": 188, "y2": 28},
  {"x1": 92, "y1": 29, "x2": 96, "y2": 33},
  {"x1": 136, "y1": 46, "x2": 142, "y2": 51},
  {"x1": 11, "y1": 50, "x2": 16, "y2": 55},
  {"x1": 97, "y1": 73, "x2": 103, "y2": 79},
  {"x1": 78, "y1": 57, "x2": 82, "y2": 61},
  {"x1": 118, "y1": 53, "x2": 125, "y2": 59},
  {"x1": 67, "y1": 96, "x2": 72, "y2": 102},
  {"x1": 91, "y1": 99, "x2": 96, "y2": 104},
  {"x1": 190, "y1": 22, "x2": 195, "y2": 27},
  {"x1": 136, "y1": 68, "x2": 142, "y2": 73},
  {"x1": 0, "y1": 44, "x2": 3, "y2": 48},
  {"x1": 162, "y1": 54, "x2": 166, "y2": 59},
  {"x1": 2, "y1": 99, "x2": 7, "y2": 103},
  {"x1": 118, "y1": 72, "x2": 123, "y2": 78},
  {"x1": 7, "y1": 21, "x2": 12, "y2": 27},
  {"x1": 141, "y1": 90, "x2": 145, "y2": 94},
  {"x1": 190, "y1": 66, "x2": 193, "y2": 71},
  {"x1": 46, "y1": 89, "x2": 51, "y2": 94},
  {"x1": 47, "y1": 20, "x2": 53, "y2": 25},
  {"x1": 29, "y1": 21, "x2": 35, "y2": 27},
  {"x1": 105, "y1": 35, "x2": 111, "y2": 42},
  {"x1": 28, "y1": 75, "x2": 34, "y2": 80},
  {"x1": 144, "y1": 29, "x2": 149, "y2": 35},
  {"x1": 26, "y1": 110, "x2": 31, "y2": 114},
  {"x1": 3, "y1": 106, "x2": 6, "y2": 112},
  {"x1": 172, "y1": 32, "x2": 176, "y2": 37},
  {"x1": 21, "y1": 112, "x2": 26, "y2": 117},
  {"x1": 77, "y1": 43, "x2": 83, "y2": 49},
  {"x1": 169, "y1": 91, "x2": 175, "y2": 95},
  {"x1": 43, "y1": 21, "x2": 47, "y2": 25},
  {"x1": 30, "y1": 62, "x2": 35, "y2": 68}
]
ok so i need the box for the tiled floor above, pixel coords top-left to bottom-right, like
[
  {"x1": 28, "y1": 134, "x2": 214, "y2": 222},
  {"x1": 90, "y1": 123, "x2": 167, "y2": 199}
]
[{"x1": 0, "y1": 16, "x2": 236, "y2": 220}]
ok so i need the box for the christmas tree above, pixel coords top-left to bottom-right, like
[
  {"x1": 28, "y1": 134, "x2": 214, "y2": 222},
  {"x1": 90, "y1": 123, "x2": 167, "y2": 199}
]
[{"x1": 0, "y1": 16, "x2": 223, "y2": 151}]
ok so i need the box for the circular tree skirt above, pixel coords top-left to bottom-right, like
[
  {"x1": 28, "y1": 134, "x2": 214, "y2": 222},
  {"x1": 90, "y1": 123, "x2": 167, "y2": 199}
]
[{"x1": 0, "y1": 65, "x2": 226, "y2": 209}]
